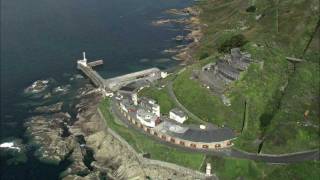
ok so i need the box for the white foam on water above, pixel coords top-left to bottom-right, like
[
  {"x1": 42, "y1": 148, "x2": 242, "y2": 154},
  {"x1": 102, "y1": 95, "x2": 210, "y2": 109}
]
[{"x1": 0, "y1": 142, "x2": 21, "y2": 152}]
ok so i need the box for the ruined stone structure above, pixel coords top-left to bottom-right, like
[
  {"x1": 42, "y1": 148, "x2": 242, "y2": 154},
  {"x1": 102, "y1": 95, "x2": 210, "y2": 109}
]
[{"x1": 196, "y1": 48, "x2": 252, "y2": 94}]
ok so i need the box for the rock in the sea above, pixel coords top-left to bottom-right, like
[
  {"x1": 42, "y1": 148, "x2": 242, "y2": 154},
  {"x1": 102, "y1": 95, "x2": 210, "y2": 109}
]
[
  {"x1": 43, "y1": 92, "x2": 52, "y2": 99},
  {"x1": 53, "y1": 85, "x2": 71, "y2": 95},
  {"x1": 33, "y1": 102, "x2": 63, "y2": 113},
  {"x1": 24, "y1": 80, "x2": 49, "y2": 94},
  {"x1": 0, "y1": 139, "x2": 27, "y2": 165}
]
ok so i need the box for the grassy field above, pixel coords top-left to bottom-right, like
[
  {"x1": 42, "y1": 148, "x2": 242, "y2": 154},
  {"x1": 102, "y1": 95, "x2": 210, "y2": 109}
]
[
  {"x1": 172, "y1": 58, "x2": 243, "y2": 128},
  {"x1": 203, "y1": 156, "x2": 320, "y2": 180},
  {"x1": 99, "y1": 98, "x2": 205, "y2": 170},
  {"x1": 138, "y1": 86, "x2": 175, "y2": 114}
]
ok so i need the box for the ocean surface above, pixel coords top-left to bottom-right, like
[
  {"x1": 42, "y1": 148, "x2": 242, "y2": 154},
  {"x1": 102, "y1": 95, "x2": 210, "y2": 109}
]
[{"x1": 0, "y1": 0, "x2": 192, "y2": 179}]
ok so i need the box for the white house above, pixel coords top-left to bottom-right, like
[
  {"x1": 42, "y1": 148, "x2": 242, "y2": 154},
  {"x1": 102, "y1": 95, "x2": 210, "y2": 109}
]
[
  {"x1": 136, "y1": 109, "x2": 159, "y2": 128},
  {"x1": 169, "y1": 108, "x2": 187, "y2": 124}
]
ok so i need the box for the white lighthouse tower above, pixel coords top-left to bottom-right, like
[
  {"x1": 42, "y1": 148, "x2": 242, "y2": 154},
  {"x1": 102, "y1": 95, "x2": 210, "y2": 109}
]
[
  {"x1": 206, "y1": 163, "x2": 212, "y2": 177},
  {"x1": 77, "y1": 51, "x2": 88, "y2": 67},
  {"x1": 82, "y1": 52, "x2": 87, "y2": 63}
]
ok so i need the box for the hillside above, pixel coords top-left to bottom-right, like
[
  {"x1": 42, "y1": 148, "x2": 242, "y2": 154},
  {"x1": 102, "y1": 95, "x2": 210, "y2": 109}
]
[{"x1": 140, "y1": 0, "x2": 319, "y2": 153}]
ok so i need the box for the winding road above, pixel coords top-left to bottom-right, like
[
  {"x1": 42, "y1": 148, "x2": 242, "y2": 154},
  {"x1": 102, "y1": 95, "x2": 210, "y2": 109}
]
[{"x1": 110, "y1": 98, "x2": 319, "y2": 164}]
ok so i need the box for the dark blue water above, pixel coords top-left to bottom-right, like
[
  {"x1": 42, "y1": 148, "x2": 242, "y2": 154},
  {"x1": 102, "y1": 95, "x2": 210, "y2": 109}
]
[{"x1": 1, "y1": 0, "x2": 192, "y2": 179}]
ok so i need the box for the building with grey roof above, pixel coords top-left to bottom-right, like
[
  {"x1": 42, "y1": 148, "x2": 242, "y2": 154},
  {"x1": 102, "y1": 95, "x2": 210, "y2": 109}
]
[
  {"x1": 169, "y1": 108, "x2": 188, "y2": 124},
  {"x1": 153, "y1": 120, "x2": 236, "y2": 149},
  {"x1": 117, "y1": 96, "x2": 236, "y2": 150},
  {"x1": 196, "y1": 48, "x2": 252, "y2": 94}
]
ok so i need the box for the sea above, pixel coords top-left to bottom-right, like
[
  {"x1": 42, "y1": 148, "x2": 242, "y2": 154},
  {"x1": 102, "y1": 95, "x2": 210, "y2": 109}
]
[{"x1": 0, "y1": 0, "x2": 192, "y2": 179}]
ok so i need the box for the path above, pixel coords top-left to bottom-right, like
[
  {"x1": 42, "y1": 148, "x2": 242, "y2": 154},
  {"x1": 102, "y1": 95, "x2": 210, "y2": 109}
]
[{"x1": 167, "y1": 81, "x2": 207, "y2": 125}]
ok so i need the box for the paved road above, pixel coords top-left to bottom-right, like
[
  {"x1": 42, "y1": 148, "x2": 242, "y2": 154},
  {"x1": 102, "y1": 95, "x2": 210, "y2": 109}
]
[{"x1": 110, "y1": 99, "x2": 319, "y2": 164}]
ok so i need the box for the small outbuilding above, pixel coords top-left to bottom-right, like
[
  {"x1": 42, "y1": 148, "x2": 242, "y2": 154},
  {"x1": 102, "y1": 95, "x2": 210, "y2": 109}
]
[{"x1": 169, "y1": 108, "x2": 188, "y2": 124}]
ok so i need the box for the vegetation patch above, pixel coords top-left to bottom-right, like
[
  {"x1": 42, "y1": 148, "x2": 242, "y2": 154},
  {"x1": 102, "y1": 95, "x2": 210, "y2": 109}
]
[
  {"x1": 218, "y1": 34, "x2": 248, "y2": 53},
  {"x1": 261, "y1": 61, "x2": 319, "y2": 153}
]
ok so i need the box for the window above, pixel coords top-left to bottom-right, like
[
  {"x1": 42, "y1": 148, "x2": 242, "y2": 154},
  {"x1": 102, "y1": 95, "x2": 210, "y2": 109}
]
[
  {"x1": 161, "y1": 135, "x2": 166, "y2": 140},
  {"x1": 227, "y1": 141, "x2": 232, "y2": 146},
  {"x1": 215, "y1": 144, "x2": 221, "y2": 148},
  {"x1": 147, "y1": 128, "x2": 150, "y2": 133},
  {"x1": 153, "y1": 132, "x2": 158, "y2": 136},
  {"x1": 179, "y1": 141, "x2": 185, "y2": 146},
  {"x1": 170, "y1": 138, "x2": 175, "y2": 143},
  {"x1": 202, "y1": 145, "x2": 209, "y2": 149},
  {"x1": 190, "y1": 144, "x2": 196, "y2": 148}
]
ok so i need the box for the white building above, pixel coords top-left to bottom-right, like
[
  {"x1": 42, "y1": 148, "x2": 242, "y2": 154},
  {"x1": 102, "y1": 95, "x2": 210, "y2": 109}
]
[
  {"x1": 161, "y1": 71, "x2": 168, "y2": 78},
  {"x1": 169, "y1": 108, "x2": 187, "y2": 124},
  {"x1": 206, "y1": 163, "x2": 212, "y2": 177},
  {"x1": 119, "y1": 99, "x2": 130, "y2": 113},
  {"x1": 136, "y1": 109, "x2": 159, "y2": 128},
  {"x1": 77, "y1": 52, "x2": 88, "y2": 66},
  {"x1": 132, "y1": 93, "x2": 138, "y2": 105},
  {"x1": 139, "y1": 97, "x2": 160, "y2": 117}
]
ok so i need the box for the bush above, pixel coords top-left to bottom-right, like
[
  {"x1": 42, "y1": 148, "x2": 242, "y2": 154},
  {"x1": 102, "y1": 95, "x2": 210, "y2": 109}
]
[
  {"x1": 199, "y1": 52, "x2": 209, "y2": 60},
  {"x1": 218, "y1": 34, "x2": 248, "y2": 53},
  {"x1": 246, "y1": 5, "x2": 256, "y2": 13}
]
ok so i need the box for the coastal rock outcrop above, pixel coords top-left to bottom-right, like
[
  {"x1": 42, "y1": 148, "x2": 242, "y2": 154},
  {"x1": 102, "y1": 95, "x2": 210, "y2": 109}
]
[
  {"x1": 25, "y1": 113, "x2": 75, "y2": 164},
  {"x1": 24, "y1": 80, "x2": 50, "y2": 94},
  {"x1": 33, "y1": 102, "x2": 63, "y2": 113}
]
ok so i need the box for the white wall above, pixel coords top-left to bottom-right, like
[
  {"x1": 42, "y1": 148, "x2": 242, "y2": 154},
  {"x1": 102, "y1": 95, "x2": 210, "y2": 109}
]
[
  {"x1": 136, "y1": 114, "x2": 156, "y2": 128},
  {"x1": 169, "y1": 112, "x2": 187, "y2": 124}
]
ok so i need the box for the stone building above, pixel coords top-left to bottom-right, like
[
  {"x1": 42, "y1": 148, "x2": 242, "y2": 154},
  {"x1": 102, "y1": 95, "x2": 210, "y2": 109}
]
[{"x1": 196, "y1": 48, "x2": 252, "y2": 94}]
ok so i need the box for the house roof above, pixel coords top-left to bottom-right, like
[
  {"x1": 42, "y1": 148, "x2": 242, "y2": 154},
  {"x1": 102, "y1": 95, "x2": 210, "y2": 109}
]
[
  {"x1": 177, "y1": 127, "x2": 236, "y2": 142},
  {"x1": 136, "y1": 108, "x2": 158, "y2": 123},
  {"x1": 156, "y1": 120, "x2": 236, "y2": 143},
  {"x1": 170, "y1": 108, "x2": 186, "y2": 117}
]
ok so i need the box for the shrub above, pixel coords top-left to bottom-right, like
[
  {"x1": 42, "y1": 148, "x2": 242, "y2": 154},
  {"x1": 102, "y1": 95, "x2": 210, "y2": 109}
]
[
  {"x1": 218, "y1": 34, "x2": 248, "y2": 53},
  {"x1": 199, "y1": 52, "x2": 209, "y2": 60},
  {"x1": 246, "y1": 5, "x2": 256, "y2": 13}
]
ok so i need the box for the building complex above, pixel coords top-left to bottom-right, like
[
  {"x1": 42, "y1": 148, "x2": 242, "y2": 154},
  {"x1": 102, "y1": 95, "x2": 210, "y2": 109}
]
[{"x1": 116, "y1": 90, "x2": 236, "y2": 150}]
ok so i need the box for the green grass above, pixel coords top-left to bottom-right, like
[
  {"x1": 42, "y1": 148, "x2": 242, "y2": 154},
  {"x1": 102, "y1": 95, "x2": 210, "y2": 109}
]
[
  {"x1": 99, "y1": 98, "x2": 205, "y2": 170},
  {"x1": 138, "y1": 86, "x2": 175, "y2": 114},
  {"x1": 194, "y1": 0, "x2": 319, "y2": 59},
  {"x1": 173, "y1": 61, "x2": 241, "y2": 128},
  {"x1": 172, "y1": 44, "x2": 290, "y2": 152},
  {"x1": 261, "y1": 61, "x2": 320, "y2": 153},
  {"x1": 203, "y1": 156, "x2": 320, "y2": 180}
]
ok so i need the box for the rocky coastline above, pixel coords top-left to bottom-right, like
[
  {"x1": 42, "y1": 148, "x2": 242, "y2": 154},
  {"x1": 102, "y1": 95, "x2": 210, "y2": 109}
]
[
  {"x1": 153, "y1": 7, "x2": 203, "y2": 62},
  {"x1": 23, "y1": 79, "x2": 207, "y2": 179}
]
